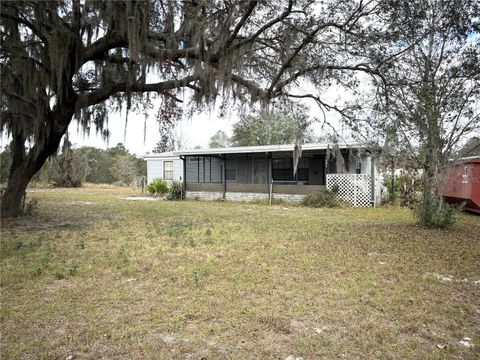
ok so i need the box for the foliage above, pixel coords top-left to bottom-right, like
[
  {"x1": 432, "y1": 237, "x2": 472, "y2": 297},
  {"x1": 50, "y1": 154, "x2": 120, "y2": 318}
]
[
  {"x1": 0, "y1": 146, "x2": 11, "y2": 183},
  {"x1": 302, "y1": 189, "x2": 340, "y2": 208},
  {"x1": 383, "y1": 174, "x2": 398, "y2": 203},
  {"x1": 145, "y1": 179, "x2": 169, "y2": 196},
  {"x1": 414, "y1": 196, "x2": 461, "y2": 228},
  {"x1": 79, "y1": 143, "x2": 145, "y2": 185},
  {"x1": 110, "y1": 155, "x2": 141, "y2": 186},
  {"x1": 107, "y1": 144, "x2": 146, "y2": 184},
  {"x1": 383, "y1": 167, "x2": 423, "y2": 207},
  {"x1": 38, "y1": 142, "x2": 145, "y2": 187},
  {"x1": 43, "y1": 139, "x2": 87, "y2": 187},
  {"x1": 457, "y1": 137, "x2": 480, "y2": 158},
  {"x1": 347, "y1": 0, "x2": 479, "y2": 225},
  {"x1": 76, "y1": 146, "x2": 115, "y2": 184},
  {"x1": 397, "y1": 169, "x2": 423, "y2": 209},
  {"x1": 231, "y1": 106, "x2": 315, "y2": 146},
  {"x1": 208, "y1": 130, "x2": 230, "y2": 148},
  {"x1": 166, "y1": 181, "x2": 184, "y2": 200},
  {"x1": 153, "y1": 120, "x2": 176, "y2": 153}
]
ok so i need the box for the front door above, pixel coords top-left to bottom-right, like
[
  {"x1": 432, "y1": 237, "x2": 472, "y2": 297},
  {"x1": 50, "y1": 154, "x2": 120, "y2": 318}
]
[{"x1": 254, "y1": 158, "x2": 267, "y2": 184}]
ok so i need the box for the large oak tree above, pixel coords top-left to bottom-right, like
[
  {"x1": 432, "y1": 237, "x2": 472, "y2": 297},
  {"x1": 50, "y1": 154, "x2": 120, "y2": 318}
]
[{"x1": 1, "y1": 0, "x2": 385, "y2": 217}]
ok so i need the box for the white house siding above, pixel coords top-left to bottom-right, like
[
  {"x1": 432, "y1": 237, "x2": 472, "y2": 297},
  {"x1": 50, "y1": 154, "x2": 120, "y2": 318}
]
[
  {"x1": 146, "y1": 160, "x2": 160, "y2": 183},
  {"x1": 146, "y1": 158, "x2": 183, "y2": 183},
  {"x1": 173, "y1": 160, "x2": 184, "y2": 181}
]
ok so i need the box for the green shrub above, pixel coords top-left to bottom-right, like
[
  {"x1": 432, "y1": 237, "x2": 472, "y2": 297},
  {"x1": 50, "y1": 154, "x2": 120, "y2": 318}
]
[
  {"x1": 166, "y1": 181, "x2": 183, "y2": 200},
  {"x1": 414, "y1": 196, "x2": 461, "y2": 228},
  {"x1": 302, "y1": 189, "x2": 340, "y2": 208},
  {"x1": 145, "y1": 179, "x2": 169, "y2": 196}
]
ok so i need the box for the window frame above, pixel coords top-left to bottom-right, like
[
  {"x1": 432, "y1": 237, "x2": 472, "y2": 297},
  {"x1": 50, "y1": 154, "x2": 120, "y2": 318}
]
[{"x1": 163, "y1": 160, "x2": 174, "y2": 180}]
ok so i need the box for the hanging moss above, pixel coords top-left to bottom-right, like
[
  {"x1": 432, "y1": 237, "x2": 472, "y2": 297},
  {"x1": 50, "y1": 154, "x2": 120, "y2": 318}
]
[{"x1": 335, "y1": 144, "x2": 345, "y2": 174}]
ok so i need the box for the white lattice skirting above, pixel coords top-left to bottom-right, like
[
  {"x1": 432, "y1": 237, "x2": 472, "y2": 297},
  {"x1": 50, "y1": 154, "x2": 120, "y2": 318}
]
[{"x1": 326, "y1": 174, "x2": 373, "y2": 207}]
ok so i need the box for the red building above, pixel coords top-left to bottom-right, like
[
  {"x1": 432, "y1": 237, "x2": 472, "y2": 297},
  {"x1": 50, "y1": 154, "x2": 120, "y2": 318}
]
[{"x1": 441, "y1": 156, "x2": 480, "y2": 213}]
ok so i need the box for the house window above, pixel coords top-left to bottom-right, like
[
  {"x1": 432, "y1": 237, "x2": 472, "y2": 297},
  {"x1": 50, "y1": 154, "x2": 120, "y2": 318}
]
[
  {"x1": 225, "y1": 159, "x2": 237, "y2": 181},
  {"x1": 163, "y1": 161, "x2": 173, "y2": 180}
]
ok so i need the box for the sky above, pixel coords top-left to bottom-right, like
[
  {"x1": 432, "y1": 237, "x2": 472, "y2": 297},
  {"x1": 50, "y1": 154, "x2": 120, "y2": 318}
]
[
  {"x1": 68, "y1": 104, "x2": 238, "y2": 157},
  {"x1": 63, "y1": 84, "x2": 347, "y2": 157}
]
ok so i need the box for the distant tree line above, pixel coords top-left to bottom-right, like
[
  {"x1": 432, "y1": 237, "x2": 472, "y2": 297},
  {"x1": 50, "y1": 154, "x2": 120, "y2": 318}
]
[
  {"x1": 208, "y1": 107, "x2": 320, "y2": 148},
  {"x1": 1, "y1": 142, "x2": 146, "y2": 187}
]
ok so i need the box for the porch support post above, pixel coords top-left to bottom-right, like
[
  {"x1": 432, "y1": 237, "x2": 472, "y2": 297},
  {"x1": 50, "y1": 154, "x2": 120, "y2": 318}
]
[
  {"x1": 222, "y1": 155, "x2": 226, "y2": 199},
  {"x1": 197, "y1": 156, "x2": 200, "y2": 182},
  {"x1": 370, "y1": 152, "x2": 375, "y2": 207},
  {"x1": 267, "y1": 153, "x2": 273, "y2": 205},
  {"x1": 181, "y1": 156, "x2": 186, "y2": 198}
]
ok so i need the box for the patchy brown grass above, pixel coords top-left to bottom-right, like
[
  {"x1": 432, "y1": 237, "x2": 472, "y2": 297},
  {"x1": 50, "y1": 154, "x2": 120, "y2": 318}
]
[{"x1": 1, "y1": 187, "x2": 479, "y2": 359}]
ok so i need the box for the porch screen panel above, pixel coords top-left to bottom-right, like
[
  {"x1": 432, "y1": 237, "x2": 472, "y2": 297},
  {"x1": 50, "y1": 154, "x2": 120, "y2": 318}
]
[
  {"x1": 297, "y1": 158, "x2": 309, "y2": 181},
  {"x1": 186, "y1": 157, "x2": 200, "y2": 182},
  {"x1": 226, "y1": 159, "x2": 237, "y2": 181},
  {"x1": 272, "y1": 158, "x2": 292, "y2": 181},
  {"x1": 273, "y1": 157, "x2": 309, "y2": 182},
  {"x1": 210, "y1": 157, "x2": 222, "y2": 182}
]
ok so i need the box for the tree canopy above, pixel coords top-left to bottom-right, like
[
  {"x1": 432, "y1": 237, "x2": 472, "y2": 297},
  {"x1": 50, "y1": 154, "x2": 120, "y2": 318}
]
[
  {"x1": 345, "y1": 0, "x2": 479, "y2": 225},
  {"x1": 208, "y1": 130, "x2": 230, "y2": 149},
  {"x1": 231, "y1": 107, "x2": 316, "y2": 146}
]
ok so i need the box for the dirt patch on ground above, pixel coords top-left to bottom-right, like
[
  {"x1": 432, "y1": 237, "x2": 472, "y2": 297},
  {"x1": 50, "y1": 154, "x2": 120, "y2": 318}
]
[{"x1": 121, "y1": 196, "x2": 161, "y2": 201}]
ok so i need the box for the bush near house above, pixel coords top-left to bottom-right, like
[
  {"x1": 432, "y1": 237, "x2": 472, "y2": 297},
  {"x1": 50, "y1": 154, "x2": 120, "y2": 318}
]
[
  {"x1": 166, "y1": 181, "x2": 184, "y2": 200},
  {"x1": 145, "y1": 179, "x2": 169, "y2": 196},
  {"x1": 302, "y1": 189, "x2": 340, "y2": 208},
  {"x1": 145, "y1": 179, "x2": 184, "y2": 199},
  {"x1": 414, "y1": 196, "x2": 462, "y2": 228}
]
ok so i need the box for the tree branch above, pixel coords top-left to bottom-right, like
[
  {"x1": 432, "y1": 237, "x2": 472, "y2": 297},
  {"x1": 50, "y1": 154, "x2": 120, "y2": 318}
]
[
  {"x1": 232, "y1": 0, "x2": 294, "y2": 50},
  {"x1": 224, "y1": 0, "x2": 258, "y2": 49},
  {"x1": 83, "y1": 32, "x2": 128, "y2": 64},
  {"x1": 81, "y1": 75, "x2": 199, "y2": 107},
  {"x1": 146, "y1": 48, "x2": 200, "y2": 61}
]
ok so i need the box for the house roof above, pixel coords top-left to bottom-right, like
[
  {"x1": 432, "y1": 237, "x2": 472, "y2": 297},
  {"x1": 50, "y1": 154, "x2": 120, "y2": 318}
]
[
  {"x1": 143, "y1": 151, "x2": 179, "y2": 160},
  {"x1": 144, "y1": 142, "x2": 368, "y2": 159}
]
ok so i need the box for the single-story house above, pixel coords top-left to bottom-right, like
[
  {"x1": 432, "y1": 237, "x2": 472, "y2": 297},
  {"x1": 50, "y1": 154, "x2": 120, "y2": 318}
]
[
  {"x1": 144, "y1": 151, "x2": 183, "y2": 184},
  {"x1": 144, "y1": 142, "x2": 382, "y2": 207}
]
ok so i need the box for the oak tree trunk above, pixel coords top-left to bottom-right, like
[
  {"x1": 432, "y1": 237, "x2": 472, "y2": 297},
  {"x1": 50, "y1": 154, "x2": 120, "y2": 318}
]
[{"x1": 1, "y1": 111, "x2": 73, "y2": 218}]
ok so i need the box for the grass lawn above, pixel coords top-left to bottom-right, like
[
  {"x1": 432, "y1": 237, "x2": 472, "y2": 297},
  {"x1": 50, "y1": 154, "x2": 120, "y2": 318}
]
[{"x1": 1, "y1": 187, "x2": 479, "y2": 359}]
